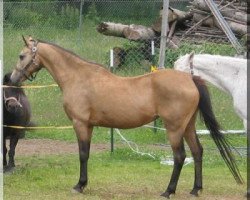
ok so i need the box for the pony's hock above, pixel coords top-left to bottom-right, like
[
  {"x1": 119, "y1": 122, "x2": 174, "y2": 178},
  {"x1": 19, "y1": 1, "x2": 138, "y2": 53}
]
[{"x1": 10, "y1": 36, "x2": 243, "y2": 197}]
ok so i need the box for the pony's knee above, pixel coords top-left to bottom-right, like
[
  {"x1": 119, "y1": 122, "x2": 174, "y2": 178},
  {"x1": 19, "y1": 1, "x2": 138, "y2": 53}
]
[{"x1": 78, "y1": 141, "x2": 90, "y2": 161}]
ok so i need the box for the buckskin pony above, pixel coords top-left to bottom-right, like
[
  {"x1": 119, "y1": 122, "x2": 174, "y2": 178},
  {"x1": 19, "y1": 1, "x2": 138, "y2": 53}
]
[{"x1": 10, "y1": 36, "x2": 243, "y2": 198}]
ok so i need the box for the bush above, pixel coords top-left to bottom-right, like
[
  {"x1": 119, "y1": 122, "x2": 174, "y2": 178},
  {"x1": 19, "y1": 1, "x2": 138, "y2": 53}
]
[
  {"x1": 8, "y1": 7, "x2": 43, "y2": 29},
  {"x1": 56, "y1": 4, "x2": 80, "y2": 29},
  {"x1": 5, "y1": 3, "x2": 80, "y2": 30}
]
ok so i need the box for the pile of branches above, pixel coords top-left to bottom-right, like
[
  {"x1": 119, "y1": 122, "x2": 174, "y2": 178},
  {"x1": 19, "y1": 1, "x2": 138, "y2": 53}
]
[
  {"x1": 177, "y1": 0, "x2": 247, "y2": 42},
  {"x1": 96, "y1": 0, "x2": 247, "y2": 66},
  {"x1": 97, "y1": 7, "x2": 193, "y2": 50}
]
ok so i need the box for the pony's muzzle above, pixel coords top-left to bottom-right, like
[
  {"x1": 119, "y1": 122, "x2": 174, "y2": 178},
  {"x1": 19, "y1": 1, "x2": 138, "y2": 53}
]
[
  {"x1": 6, "y1": 100, "x2": 23, "y2": 113},
  {"x1": 10, "y1": 70, "x2": 23, "y2": 84}
]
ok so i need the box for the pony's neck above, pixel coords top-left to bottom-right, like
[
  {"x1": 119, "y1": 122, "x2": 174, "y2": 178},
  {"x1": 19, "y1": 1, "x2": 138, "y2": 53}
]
[
  {"x1": 193, "y1": 55, "x2": 243, "y2": 95},
  {"x1": 37, "y1": 42, "x2": 104, "y2": 90}
]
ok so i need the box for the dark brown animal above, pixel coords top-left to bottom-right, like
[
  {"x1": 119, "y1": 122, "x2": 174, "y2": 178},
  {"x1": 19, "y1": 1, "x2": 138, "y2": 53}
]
[
  {"x1": 3, "y1": 72, "x2": 31, "y2": 172},
  {"x1": 10, "y1": 36, "x2": 243, "y2": 197}
]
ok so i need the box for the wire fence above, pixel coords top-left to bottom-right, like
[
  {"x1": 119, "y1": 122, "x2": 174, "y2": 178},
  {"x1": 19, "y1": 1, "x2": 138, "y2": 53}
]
[{"x1": 3, "y1": 0, "x2": 246, "y2": 138}]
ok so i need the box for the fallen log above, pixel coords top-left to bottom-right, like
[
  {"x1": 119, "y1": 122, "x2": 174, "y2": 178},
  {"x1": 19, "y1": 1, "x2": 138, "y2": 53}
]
[
  {"x1": 97, "y1": 22, "x2": 155, "y2": 41},
  {"x1": 191, "y1": 0, "x2": 247, "y2": 23},
  {"x1": 97, "y1": 22, "x2": 129, "y2": 37},
  {"x1": 97, "y1": 21, "x2": 178, "y2": 49},
  {"x1": 152, "y1": 7, "x2": 193, "y2": 33},
  {"x1": 123, "y1": 25, "x2": 155, "y2": 41},
  {"x1": 193, "y1": 12, "x2": 247, "y2": 36}
]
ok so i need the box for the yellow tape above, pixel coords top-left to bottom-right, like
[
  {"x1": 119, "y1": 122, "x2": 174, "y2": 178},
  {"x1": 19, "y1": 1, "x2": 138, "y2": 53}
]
[
  {"x1": 3, "y1": 125, "x2": 73, "y2": 130},
  {"x1": 2, "y1": 84, "x2": 58, "y2": 89},
  {"x1": 150, "y1": 65, "x2": 158, "y2": 72},
  {"x1": 2, "y1": 83, "x2": 65, "y2": 130}
]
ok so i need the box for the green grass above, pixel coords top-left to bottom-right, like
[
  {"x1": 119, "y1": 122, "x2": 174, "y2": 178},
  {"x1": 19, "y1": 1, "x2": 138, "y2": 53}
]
[{"x1": 4, "y1": 149, "x2": 247, "y2": 200}]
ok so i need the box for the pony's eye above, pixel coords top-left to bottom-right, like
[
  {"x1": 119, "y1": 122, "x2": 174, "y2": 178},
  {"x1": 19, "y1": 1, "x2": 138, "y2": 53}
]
[{"x1": 19, "y1": 55, "x2": 25, "y2": 60}]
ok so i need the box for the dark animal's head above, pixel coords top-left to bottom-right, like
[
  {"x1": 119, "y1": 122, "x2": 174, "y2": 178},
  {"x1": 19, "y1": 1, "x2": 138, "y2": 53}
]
[{"x1": 3, "y1": 73, "x2": 23, "y2": 114}]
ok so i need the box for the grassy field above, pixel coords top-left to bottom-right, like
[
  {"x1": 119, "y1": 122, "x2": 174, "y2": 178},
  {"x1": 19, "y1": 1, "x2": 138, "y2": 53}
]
[
  {"x1": 4, "y1": 145, "x2": 247, "y2": 200},
  {"x1": 3, "y1": 14, "x2": 246, "y2": 200}
]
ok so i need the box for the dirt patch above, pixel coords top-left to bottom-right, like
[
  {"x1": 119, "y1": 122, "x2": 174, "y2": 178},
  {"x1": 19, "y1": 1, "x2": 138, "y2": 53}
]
[{"x1": 14, "y1": 139, "x2": 110, "y2": 156}]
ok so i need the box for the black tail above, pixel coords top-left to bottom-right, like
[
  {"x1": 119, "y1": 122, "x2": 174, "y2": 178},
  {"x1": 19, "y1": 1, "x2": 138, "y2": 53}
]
[{"x1": 193, "y1": 76, "x2": 243, "y2": 184}]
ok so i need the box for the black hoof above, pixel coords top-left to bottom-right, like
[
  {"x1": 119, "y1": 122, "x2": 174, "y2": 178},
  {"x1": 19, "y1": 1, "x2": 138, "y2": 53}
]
[
  {"x1": 3, "y1": 165, "x2": 15, "y2": 174},
  {"x1": 246, "y1": 190, "x2": 250, "y2": 198},
  {"x1": 190, "y1": 188, "x2": 202, "y2": 197},
  {"x1": 160, "y1": 191, "x2": 175, "y2": 199},
  {"x1": 72, "y1": 185, "x2": 83, "y2": 193}
]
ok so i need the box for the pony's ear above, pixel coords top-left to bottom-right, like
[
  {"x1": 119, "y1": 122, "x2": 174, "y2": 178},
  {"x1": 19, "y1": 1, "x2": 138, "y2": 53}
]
[
  {"x1": 22, "y1": 35, "x2": 28, "y2": 47},
  {"x1": 188, "y1": 51, "x2": 195, "y2": 66},
  {"x1": 28, "y1": 35, "x2": 35, "y2": 42},
  {"x1": 28, "y1": 35, "x2": 38, "y2": 46}
]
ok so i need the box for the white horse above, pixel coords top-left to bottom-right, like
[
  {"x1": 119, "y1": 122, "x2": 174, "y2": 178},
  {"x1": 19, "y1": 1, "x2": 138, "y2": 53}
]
[{"x1": 174, "y1": 53, "x2": 247, "y2": 130}]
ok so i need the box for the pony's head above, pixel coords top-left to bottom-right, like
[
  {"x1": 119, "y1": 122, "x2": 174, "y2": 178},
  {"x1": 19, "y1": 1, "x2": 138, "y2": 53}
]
[
  {"x1": 11, "y1": 36, "x2": 42, "y2": 84},
  {"x1": 174, "y1": 52, "x2": 195, "y2": 74},
  {"x1": 3, "y1": 73, "x2": 23, "y2": 114}
]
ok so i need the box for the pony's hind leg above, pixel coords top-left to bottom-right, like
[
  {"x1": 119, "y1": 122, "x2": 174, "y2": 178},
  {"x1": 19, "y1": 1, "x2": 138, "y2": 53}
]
[
  {"x1": 184, "y1": 115, "x2": 203, "y2": 196},
  {"x1": 161, "y1": 130, "x2": 186, "y2": 198}
]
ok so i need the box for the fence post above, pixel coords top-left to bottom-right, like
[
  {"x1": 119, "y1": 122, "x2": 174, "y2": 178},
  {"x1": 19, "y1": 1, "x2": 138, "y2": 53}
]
[
  {"x1": 158, "y1": 0, "x2": 169, "y2": 69},
  {"x1": 78, "y1": 0, "x2": 84, "y2": 45},
  {"x1": 110, "y1": 49, "x2": 114, "y2": 153},
  {"x1": 0, "y1": 0, "x2": 3, "y2": 178},
  {"x1": 150, "y1": 40, "x2": 157, "y2": 133}
]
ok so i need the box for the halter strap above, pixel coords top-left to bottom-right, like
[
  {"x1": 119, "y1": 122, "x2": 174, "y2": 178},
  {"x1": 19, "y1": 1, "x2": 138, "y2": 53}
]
[
  {"x1": 190, "y1": 59, "x2": 194, "y2": 76},
  {"x1": 3, "y1": 90, "x2": 23, "y2": 109},
  {"x1": 16, "y1": 40, "x2": 40, "y2": 82}
]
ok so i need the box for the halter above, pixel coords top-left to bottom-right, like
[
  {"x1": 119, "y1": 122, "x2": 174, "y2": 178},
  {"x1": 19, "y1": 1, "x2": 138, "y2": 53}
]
[
  {"x1": 3, "y1": 89, "x2": 23, "y2": 110},
  {"x1": 190, "y1": 58, "x2": 194, "y2": 76},
  {"x1": 16, "y1": 41, "x2": 40, "y2": 82}
]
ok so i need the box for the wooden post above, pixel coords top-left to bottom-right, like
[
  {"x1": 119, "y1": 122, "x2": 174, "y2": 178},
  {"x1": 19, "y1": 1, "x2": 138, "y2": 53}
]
[{"x1": 158, "y1": 0, "x2": 169, "y2": 69}]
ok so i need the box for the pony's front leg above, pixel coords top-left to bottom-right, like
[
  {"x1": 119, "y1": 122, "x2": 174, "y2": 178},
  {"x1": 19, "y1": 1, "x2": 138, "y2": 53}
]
[
  {"x1": 8, "y1": 132, "x2": 19, "y2": 170},
  {"x1": 72, "y1": 121, "x2": 93, "y2": 193},
  {"x1": 3, "y1": 133, "x2": 7, "y2": 168}
]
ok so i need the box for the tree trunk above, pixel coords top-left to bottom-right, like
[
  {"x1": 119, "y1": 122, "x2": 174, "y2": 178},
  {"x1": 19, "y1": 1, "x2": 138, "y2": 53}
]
[
  {"x1": 193, "y1": 13, "x2": 247, "y2": 36},
  {"x1": 97, "y1": 21, "x2": 178, "y2": 49},
  {"x1": 97, "y1": 22, "x2": 155, "y2": 41},
  {"x1": 123, "y1": 25, "x2": 155, "y2": 41},
  {"x1": 192, "y1": 0, "x2": 247, "y2": 23},
  {"x1": 97, "y1": 22, "x2": 129, "y2": 37},
  {"x1": 152, "y1": 7, "x2": 193, "y2": 33}
]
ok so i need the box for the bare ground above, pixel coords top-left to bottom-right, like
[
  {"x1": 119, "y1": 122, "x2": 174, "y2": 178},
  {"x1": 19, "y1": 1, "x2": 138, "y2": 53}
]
[{"x1": 15, "y1": 139, "x2": 110, "y2": 156}]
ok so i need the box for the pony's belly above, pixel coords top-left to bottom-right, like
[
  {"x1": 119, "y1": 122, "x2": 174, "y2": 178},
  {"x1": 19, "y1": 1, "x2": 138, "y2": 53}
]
[{"x1": 89, "y1": 111, "x2": 157, "y2": 129}]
